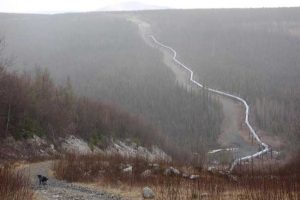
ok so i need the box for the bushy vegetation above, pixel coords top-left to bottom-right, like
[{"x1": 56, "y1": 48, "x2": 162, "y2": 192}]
[
  {"x1": 0, "y1": 165, "x2": 33, "y2": 200},
  {"x1": 140, "y1": 8, "x2": 300, "y2": 150},
  {"x1": 53, "y1": 153, "x2": 164, "y2": 183},
  {"x1": 154, "y1": 173, "x2": 299, "y2": 200},
  {"x1": 54, "y1": 153, "x2": 300, "y2": 200}
]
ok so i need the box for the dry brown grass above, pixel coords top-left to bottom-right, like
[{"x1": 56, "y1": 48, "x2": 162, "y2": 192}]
[
  {"x1": 53, "y1": 153, "x2": 169, "y2": 184},
  {"x1": 53, "y1": 153, "x2": 300, "y2": 200},
  {"x1": 152, "y1": 173, "x2": 299, "y2": 200},
  {"x1": 0, "y1": 164, "x2": 33, "y2": 200}
]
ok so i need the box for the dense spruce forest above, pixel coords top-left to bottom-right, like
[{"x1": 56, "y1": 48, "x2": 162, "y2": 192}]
[
  {"x1": 2, "y1": 8, "x2": 299, "y2": 161},
  {"x1": 0, "y1": 13, "x2": 223, "y2": 160},
  {"x1": 139, "y1": 8, "x2": 300, "y2": 151},
  {"x1": 0, "y1": 63, "x2": 166, "y2": 147},
  {"x1": 2, "y1": 7, "x2": 300, "y2": 200}
]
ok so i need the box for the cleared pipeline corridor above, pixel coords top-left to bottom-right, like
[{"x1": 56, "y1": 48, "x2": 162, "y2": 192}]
[{"x1": 149, "y1": 35, "x2": 270, "y2": 172}]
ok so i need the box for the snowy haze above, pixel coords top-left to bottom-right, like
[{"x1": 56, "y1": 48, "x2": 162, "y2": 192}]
[{"x1": 0, "y1": 0, "x2": 300, "y2": 14}]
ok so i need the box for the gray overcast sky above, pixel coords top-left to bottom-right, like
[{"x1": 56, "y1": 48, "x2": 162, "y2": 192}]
[{"x1": 0, "y1": 0, "x2": 300, "y2": 13}]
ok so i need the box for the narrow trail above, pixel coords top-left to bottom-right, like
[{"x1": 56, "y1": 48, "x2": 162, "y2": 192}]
[{"x1": 149, "y1": 35, "x2": 270, "y2": 172}]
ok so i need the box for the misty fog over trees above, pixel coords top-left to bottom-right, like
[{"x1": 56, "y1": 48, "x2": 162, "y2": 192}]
[
  {"x1": 0, "y1": 64, "x2": 167, "y2": 147},
  {"x1": 139, "y1": 8, "x2": 300, "y2": 152},
  {"x1": 1, "y1": 7, "x2": 300, "y2": 161},
  {"x1": 0, "y1": 12, "x2": 223, "y2": 160},
  {"x1": 1, "y1": 7, "x2": 300, "y2": 200}
]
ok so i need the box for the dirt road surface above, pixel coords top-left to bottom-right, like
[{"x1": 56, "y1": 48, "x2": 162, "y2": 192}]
[{"x1": 21, "y1": 161, "x2": 122, "y2": 200}]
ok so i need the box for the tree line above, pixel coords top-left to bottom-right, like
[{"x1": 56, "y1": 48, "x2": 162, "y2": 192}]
[
  {"x1": 0, "y1": 65, "x2": 166, "y2": 150},
  {"x1": 0, "y1": 13, "x2": 224, "y2": 162}
]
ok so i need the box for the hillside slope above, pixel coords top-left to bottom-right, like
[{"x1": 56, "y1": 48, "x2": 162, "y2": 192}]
[
  {"x1": 0, "y1": 12, "x2": 223, "y2": 160},
  {"x1": 139, "y1": 8, "x2": 300, "y2": 153}
]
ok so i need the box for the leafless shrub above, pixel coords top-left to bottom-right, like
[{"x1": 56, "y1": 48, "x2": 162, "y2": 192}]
[
  {"x1": 53, "y1": 153, "x2": 300, "y2": 199},
  {"x1": 0, "y1": 165, "x2": 33, "y2": 200},
  {"x1": 53, "y1": 153, "x2": 167, "y2": 184}
]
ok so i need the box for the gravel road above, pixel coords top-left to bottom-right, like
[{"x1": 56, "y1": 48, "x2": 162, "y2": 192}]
[{"x1": 22, "y1": 161, "x2": 122, "y2": 200}]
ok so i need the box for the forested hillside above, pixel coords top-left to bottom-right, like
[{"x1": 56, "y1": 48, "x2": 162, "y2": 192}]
[
  {"x1": 139, "y1": 8, "x2": 300, "y2": 151},
  {"x1": 0, "y1": 64, "x2": 166, "y2": 147},
  {"x1": 0, "y1": 13, "x2": 223, "y2": 160},
  {"x1": 1, "y1": 7, "x2": 300, "y2": 200}
]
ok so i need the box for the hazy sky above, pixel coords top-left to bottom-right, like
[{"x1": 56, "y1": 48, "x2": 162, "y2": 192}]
[{"x1": 1, "y1": 0, "x2": 300, "y2": 13}]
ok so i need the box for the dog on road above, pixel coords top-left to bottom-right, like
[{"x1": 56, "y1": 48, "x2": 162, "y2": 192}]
[{"x1": 37, "y1": 175, "x2": 48, "y2": 185}]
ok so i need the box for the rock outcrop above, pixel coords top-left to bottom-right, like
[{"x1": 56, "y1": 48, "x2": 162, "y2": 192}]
[{"x1": 142, "y1": 187, "x2": 155, "y2": 199}]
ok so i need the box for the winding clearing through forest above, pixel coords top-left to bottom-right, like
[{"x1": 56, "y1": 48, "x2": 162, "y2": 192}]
[{"x1": 149, "y1": 35, "x2": 270, "y2": 172}]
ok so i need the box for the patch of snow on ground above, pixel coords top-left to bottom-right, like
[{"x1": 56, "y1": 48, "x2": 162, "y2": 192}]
[
  {"x1": 62, "y1": 135, "x2": 92, "y2": 154},
  {"x1": 106, "y1": 141, "x2": 171, "y2": 162}
]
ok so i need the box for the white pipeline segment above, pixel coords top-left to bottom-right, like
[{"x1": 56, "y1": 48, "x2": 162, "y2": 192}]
[
  {"x1": 208, "y1": 148, "x2": 239, "y2": 154},
  {"x1": 150, "y1": 35, "x2": 270, "y2": 172}
]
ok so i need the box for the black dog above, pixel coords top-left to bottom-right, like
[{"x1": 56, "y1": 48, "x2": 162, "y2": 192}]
[{"x1": 37, "y1": 175, "x2": 48, "y2": 185}]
